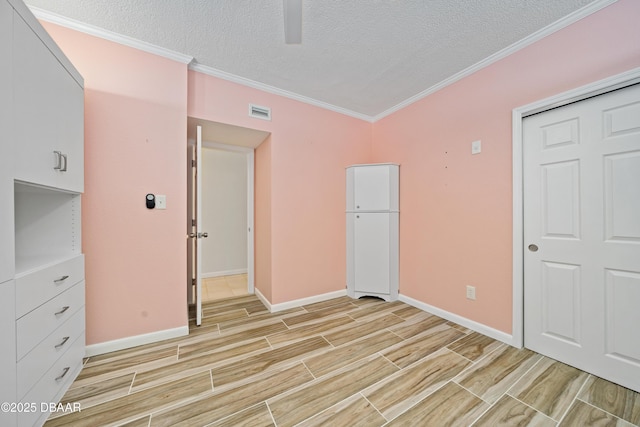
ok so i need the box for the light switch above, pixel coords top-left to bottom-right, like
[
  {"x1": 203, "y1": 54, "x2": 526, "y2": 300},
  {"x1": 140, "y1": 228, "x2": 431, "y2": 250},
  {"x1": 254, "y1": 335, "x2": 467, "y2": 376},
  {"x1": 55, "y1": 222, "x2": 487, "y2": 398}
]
[
  {"x1": 155, "y1": 195, "x2": 166, "y2": 209},
  {"x1": 471, "y1": 140, "x2": 482, "y2": 155}
]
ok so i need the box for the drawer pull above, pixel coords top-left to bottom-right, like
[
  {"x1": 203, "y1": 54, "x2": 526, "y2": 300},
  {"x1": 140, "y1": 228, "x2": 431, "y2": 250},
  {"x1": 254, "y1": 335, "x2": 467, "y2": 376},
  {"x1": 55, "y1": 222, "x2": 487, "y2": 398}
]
[
  {"x1": 54, "y1": 275, "x2": 70, "y2": 284},
  {"x1": 55, "y1": 336, "x2": 70, "y2": 349},
  {"x1": 53, "y1": 151, "x2": 63, "y2": 170},
  {"x1": 55, "y1": 306, "x2": 70, "y2": 316},
  {"x1": 55, "y1": 367, "x2": 70, "y2": 382}
]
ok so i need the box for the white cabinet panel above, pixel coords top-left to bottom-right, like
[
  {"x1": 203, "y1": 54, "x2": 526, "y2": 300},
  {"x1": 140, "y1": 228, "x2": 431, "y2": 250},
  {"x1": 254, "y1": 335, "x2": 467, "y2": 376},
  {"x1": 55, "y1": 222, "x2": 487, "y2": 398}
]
[
  {"x1": 347, "y1": 164, "x2": 399, "y2": 212},
  {"x1": 12, "y1": 12, "x2": 84, "y2": 193},
  {"x1": 0, "y1": 280, "x2": 17, "y2": 427},
  {"x1": 0, "y1": 0, "x2": 14, "y2": 284},
  {"x1": 354, "y1": 213, "x2": 390, "y2": 294}
]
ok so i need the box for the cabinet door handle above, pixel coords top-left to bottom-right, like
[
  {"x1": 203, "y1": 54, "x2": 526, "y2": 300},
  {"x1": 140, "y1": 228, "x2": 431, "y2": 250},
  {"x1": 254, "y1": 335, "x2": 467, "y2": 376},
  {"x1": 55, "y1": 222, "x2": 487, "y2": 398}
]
[
  {"x1": 55, "y1": 367, "x2": 70, "y2": 382},
  {"x1": 55, "y1": 306, "x2": 70, "y2": 316},
  {"x1": 61, "y1": 153, "x2": 68, "y2": 172},
  {"x1": 55, "y1": 336, "x2": 70, "y2": 349},
  {"x1": 54, "y1": 275, "x2": 70, "y2": 284},
  {"x1": 53, "y1": 151, "x2": 63, "y2": 170}
]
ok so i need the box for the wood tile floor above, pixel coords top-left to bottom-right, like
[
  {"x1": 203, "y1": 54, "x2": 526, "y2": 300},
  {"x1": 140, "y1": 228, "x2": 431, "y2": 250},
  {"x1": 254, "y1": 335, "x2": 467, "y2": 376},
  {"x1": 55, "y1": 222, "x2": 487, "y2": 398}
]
[
  {"x1": 202, "y1": 274, "x2": 248, "y2": 301},
  {"x1": 46, "y1": 295, "x2": 640, "y2": 426}
]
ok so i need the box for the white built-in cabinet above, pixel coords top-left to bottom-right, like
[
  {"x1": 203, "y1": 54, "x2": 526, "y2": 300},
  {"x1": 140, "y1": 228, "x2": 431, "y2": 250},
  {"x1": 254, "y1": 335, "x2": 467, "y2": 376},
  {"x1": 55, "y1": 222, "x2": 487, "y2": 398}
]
[
  {"x1": 1, "y1": 1, "x2": 85, "y2": 426},
  {"x1": 346, "y1": 164, "x2": 399, "y2": 301}
]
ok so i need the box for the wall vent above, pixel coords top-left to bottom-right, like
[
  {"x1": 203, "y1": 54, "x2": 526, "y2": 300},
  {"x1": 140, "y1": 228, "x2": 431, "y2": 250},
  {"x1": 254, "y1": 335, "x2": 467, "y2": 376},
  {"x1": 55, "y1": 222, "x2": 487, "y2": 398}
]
[{"x1": 249, "y1": 104, "x2": 271, "y2": 121}]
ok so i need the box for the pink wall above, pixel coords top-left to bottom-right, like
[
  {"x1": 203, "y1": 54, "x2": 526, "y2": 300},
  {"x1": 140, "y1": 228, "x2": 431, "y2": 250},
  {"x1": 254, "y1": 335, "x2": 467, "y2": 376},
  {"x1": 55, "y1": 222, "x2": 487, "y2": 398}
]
[
  {"x1": 41, "y1": 23, "x2": 189, "y2": 345},
  {"x1": 372, "y1": 0, "x2": 640, "y2": 334},
  {"x1": 188, "y1": 71, "x2": 372, "y2": 304},
  {"x1": 38, "y1": 0, "x2": 640, "y2": 348}
]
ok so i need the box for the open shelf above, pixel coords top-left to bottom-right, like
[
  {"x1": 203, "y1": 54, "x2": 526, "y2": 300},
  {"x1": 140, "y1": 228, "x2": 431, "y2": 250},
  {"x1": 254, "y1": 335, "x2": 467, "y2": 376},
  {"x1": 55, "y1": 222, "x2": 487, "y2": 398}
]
[{"x1": 14, "y1": 181, "x2": 81, "y2": 275}]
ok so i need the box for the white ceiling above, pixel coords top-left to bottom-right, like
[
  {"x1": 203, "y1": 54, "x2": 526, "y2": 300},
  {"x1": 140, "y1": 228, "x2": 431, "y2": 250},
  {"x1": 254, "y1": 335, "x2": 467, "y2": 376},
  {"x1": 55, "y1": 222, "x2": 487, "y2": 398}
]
[{"x1": 25, "y1": 0, "x2": 603, "y2": 120}]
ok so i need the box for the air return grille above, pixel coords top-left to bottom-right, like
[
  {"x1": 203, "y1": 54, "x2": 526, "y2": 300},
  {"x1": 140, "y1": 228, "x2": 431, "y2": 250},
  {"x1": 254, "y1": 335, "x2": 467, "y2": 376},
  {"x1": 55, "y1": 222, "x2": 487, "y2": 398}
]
[{"x1": 249, "y1": 104, "x2": 271, "y2": 121}]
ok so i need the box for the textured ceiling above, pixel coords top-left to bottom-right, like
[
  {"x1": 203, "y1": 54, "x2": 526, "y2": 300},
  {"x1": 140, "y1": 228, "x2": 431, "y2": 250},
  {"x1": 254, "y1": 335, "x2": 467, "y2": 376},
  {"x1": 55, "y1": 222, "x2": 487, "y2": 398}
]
[{"x1": 25, "y1": 0, "x2": 600, "y2": 118}]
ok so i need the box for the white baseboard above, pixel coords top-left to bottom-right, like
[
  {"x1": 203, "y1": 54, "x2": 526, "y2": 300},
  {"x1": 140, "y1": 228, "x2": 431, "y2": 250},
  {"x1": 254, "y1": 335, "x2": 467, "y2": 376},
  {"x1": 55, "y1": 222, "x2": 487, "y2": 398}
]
[
  {"x1": 202, "y1": 268, "x2": 248, "y2": 279},
  {"x1": 255, "y1": 288, "x2": 348, "y2": 313},
  {"x1": 398, "y1": 294, "x2": 516, "y2": 347},
  {"x1": 85, "y1": 326, "x2": 189, "y2": 357}
]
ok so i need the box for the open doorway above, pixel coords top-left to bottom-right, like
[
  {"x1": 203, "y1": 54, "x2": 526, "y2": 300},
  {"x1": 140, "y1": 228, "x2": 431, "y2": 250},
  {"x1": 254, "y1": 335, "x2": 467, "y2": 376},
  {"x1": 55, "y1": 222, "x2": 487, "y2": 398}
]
[
  {"x1": 200, "y1": 145, "x2": 250, "y2": 301},
  {"x1": 187, "y1": 118, "x2": 269, "y2": 321}
]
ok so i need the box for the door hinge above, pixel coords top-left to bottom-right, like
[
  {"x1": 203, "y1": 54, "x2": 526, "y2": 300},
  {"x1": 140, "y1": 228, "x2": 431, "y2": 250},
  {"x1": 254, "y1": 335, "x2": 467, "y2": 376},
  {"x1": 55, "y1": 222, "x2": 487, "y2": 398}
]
[
  {"x1": 191, "y1": 159, "x2": 196, "y2": 167},
  {"x1": 192, "y1": 219, "x2": 196, "y2": 227}
]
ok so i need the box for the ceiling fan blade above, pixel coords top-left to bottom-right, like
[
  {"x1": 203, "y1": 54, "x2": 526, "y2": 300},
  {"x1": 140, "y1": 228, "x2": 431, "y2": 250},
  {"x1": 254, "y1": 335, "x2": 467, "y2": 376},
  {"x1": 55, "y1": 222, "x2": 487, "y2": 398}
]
[{"x1": 283, "y1": 0, "x2": 302, "y2": 44}]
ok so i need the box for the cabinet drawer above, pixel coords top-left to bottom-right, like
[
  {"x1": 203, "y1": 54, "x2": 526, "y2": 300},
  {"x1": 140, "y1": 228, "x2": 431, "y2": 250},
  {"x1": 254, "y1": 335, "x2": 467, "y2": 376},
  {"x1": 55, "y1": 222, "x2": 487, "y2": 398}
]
[
  {"x1": 17, "y1": 281, "x2": 85, "y2": 360},
  {"x1": 15, "y1": 254, "x2": 84, "y2": 318},
  {"x1": 17, "y1": 335, "x2": 84, "y2": 427},
  {"x1": 17, "y1": 307, "x2": 84, "y2": 400}
]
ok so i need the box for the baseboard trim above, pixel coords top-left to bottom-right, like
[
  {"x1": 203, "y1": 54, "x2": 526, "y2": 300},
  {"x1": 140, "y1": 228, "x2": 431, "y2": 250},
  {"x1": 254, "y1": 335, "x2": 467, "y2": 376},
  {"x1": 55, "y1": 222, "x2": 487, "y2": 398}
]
[
  {"x1": 202, "y1": 269, "x2": 248, "y2": 279},
  {"x1": 84, "y1": 326, "x2": 189, "y2": 357},
  {"x1": 255, "y1": 288, "x2": 348, "y2": 313},
  {"x1": 398, "y1": 294, "x2": 516, "y2": 347}
]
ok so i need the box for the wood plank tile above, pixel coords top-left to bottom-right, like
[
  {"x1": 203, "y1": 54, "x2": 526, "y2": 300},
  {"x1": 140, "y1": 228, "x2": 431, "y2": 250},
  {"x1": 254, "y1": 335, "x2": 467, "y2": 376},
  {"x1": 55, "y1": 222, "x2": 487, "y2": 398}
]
[
  {"x1": 283, "y1": 302, "x2": 359, "y2": 327},
  {"x1": 268, "y1": 355, "x2": 399, "y2": 427},
  {"x1": 446, "y1": 331, "x2": 502, "y2": 362},
  {"x1": 304, "y1": 330, "x2": 403, "y2": 378},
  {"x1": 217, "y1": 307, "x2": 304, "y2": 332},
  {"x1": 322, "y1": 313, "x2": 405, "y2": 347},
  {"x1": 133, "y1": 338, "x2": 271, "y2": 391},
  {"x1": 385, "y1": 381, "x2": 488, "y2": 426},
  {"x1": 302, "y1": 296, "x2": 357, "y2": 312},
  {"x1": 454, "y1": 345, "x2": 540, "y2": 404},
  {"x1": 200, "y1": 308, "x2": 248, "y2": 323},
  {"x1": 508, "y1": 356, "x2": 589, "y2": 420},
  {"x1": 207, "y1": 402, "x2": 274, "y2": 427},
  {"x1": 211, "y1": 336, "x2": 331, "y2": 388},
  {"x1": 473, "y1": 395, "x2": 556, "y2": 427},
  {"x1": 364, "y1": 348, "x2": 471, "y2": 420},
  {"x1": 382, "y1": 324, "x2": 465, "y2": 368},
  {"x1": 57, "y1": 373, "x2": 135, "y2": 410},
  {"x1": 347, "y1": 300, "x2": 405, "y2": 321},
  {"x1": 296, "y1": 394, "x2": 386, "y2": 427},
  {"x1": 177, "y1": 321, "x2": 288, "y2": 359},
  {"x1": 391, "y1": 305, "x2": 423, "y2": 319},
  {"x1": 118, "y1": 416, "x2": 152, "y2": 427},
  {"x1": 559, "y1": 399, "x2": 635, "y2": 427},
  {"x1": 578, "y1": 376, "x2": 640, "y2": 425},
  {"x1": 79, "y1": 346, "x2": 178, "y2": 382},
  {"x1": 267, "y1": 315, "x2": 355, "y2": 347},
  {"x1": 44, "y1": 371, "x2": 212, "y2": 427},
  {"x1": 149, "y1": 363, "x2": 314, "y2": 427},
  {"x1": 387, "y1": 313, "x2": 448, "y2": 339}
]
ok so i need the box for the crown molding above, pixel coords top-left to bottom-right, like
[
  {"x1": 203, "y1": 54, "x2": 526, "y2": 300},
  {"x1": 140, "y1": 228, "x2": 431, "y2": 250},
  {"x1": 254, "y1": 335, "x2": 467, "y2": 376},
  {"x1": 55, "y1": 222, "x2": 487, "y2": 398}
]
[
  {"x1": 29, "y1": 0, "x2": 617, "y2": 123},
  {"x1": 189, "y1": 62, "x2": 374, "y2": 123},
  {"x1": 29, "y1": 6, "x2": 194, "y2": 65},
  {"x1": 372, "y1": 0, "x2": 619, "y2": 122}
]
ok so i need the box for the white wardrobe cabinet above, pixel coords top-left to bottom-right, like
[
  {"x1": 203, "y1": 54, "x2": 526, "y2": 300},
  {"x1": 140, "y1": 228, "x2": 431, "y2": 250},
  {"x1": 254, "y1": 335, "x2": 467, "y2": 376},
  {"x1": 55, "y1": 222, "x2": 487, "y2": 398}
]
[
  {"x1": 3, "y1": 1, "x2": 85, "y2": 425},
  {"x1": 346, "y1": 164, "x2": 399, "y2": 301},
  {"x1": 12, "y1": 7, "x2": 84, "y2": 194}
]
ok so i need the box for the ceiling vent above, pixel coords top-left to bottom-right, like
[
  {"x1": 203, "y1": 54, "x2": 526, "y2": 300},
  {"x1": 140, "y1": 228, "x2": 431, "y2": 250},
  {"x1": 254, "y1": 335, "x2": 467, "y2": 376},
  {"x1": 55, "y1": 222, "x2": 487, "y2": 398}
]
[{"x1": 249, "y1": 104, "x2": 271, "y2": 121}]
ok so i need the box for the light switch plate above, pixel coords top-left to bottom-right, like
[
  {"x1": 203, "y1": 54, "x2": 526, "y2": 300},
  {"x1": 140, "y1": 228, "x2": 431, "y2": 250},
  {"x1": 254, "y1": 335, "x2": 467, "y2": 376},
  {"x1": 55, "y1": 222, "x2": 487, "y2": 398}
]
[
  {"x1": 155, "y1": 195, "x2": 166, "y2": 209},
  {"x1": 471, "y1": 140, "x2": 482, "y2": 155}
]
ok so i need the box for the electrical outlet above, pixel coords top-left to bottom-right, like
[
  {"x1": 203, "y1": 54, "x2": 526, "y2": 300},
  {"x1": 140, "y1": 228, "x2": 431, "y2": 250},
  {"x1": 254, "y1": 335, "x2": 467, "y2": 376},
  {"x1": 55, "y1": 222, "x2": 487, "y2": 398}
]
[{"x1": 466, "y1": 285, "x2": 476, "y2": 300}]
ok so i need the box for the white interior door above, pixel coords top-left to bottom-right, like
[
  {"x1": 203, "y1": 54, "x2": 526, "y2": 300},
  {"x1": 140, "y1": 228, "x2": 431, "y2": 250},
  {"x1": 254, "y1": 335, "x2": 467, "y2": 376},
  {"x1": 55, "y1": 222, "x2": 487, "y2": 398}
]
[{"x1": 523, "y1": 84, "x2": 640, "y2": 392}]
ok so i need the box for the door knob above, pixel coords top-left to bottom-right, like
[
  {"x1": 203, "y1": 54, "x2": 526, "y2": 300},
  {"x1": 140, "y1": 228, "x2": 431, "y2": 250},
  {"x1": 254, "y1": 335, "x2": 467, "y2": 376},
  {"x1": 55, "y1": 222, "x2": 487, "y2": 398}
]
[
  {"x1": 528, "y1": 244, "x2": 539, "y2": 252},
  {"x1": 199, "y1": 232, "x2": 208, "y2": 238},
  {"x1": 188, "y1": 233, "x2": 197, "y2": 238}
]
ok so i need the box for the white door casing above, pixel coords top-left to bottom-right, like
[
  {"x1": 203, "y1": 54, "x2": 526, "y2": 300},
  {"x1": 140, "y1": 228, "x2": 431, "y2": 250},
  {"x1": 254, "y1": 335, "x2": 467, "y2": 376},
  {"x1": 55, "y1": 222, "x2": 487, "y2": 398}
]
[
  {"x1": 196, "y1": 125, "x2": 203, "y2": 326},
  {"x1": 522, "y1": 83, "x2": 640, "y2": 392}
]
